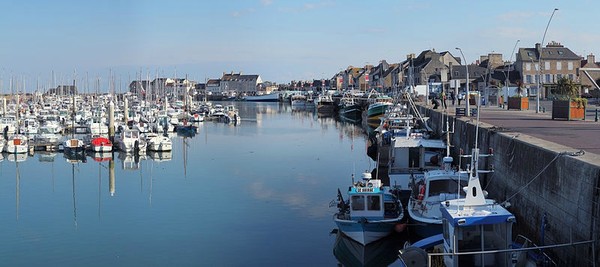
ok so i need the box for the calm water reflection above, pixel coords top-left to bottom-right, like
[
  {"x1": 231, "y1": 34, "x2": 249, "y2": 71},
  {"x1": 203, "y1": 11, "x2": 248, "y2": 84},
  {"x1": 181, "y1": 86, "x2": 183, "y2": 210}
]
[{"x1": 0, "y1": 102, "x2": 404, "y2": 266}]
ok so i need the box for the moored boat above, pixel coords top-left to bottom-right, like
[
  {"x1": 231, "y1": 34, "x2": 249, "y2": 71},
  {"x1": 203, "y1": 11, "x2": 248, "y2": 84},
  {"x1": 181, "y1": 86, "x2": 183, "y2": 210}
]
[
  {"x1": 90, "y1": 135, "x2": 113, "y2": 152},
  {"x1": 117, "y1": 128, "x2": 147, "y2": 154},
  {"x1": 146, "y1": 133, "x2": 173, "y2": 152},
  {"x1": 4, "y1": 134, "x2": 28, "y2": 154},
  {"x1": 244, "y1": 92, "x2": 280, "y2": 102},
  {"x1": 332, "y1": 172, "x2": 405, "y2": 245},
  {"x1": 316, "y1": 94, "x2": 335, "y2": 115}
]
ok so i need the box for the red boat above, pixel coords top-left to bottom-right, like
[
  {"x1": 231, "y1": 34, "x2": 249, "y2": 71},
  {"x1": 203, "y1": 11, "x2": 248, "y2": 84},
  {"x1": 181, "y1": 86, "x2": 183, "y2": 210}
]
[{"x1": 90, "y1": 136, "x2": 113, "y2": 152}]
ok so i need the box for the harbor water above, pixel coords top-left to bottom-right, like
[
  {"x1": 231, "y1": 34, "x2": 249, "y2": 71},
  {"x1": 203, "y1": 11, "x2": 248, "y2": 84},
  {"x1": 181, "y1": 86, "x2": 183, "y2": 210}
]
[{"x1": 0, "y1": 102, "x2": 407, "y2": 266}]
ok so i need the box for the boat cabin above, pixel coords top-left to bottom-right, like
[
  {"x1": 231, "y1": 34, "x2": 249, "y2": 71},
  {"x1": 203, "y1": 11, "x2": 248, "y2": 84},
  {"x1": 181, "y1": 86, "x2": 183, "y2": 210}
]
[
  {"x1": 440, "y1": 200, "x2": 516, "y2": 266},
  {"x1": 348, "y1": 174, "x2": 401, "y2": 220}
]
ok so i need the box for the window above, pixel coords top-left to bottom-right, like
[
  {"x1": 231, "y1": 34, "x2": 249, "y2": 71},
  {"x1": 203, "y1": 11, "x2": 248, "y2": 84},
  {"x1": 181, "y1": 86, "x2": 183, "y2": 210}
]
[
  {"x1": 557, "y1": 74, "x2": 562, "y2": 80},
  {"x1": 568, "y1": 61, "x2": 574, "y2": 70},
  {"x1": 545, "y1": 61, "x2": 550, "y2": 70},
  {"x1": 367, "y1": 196, "x2": 380, "y2": 210},
  {"x1": 351, "y1": 196, "x2": 365, "y2": 210},
  {"x1": 526, "y1": 75, "x2": 532, "y2": 84},
  {"x1": 545, "y1": 74, "x2": 551, "y2": 83},
  {"x1": 569, "y1": 74, "x2": 574, "y2": 80},
  {"x1": 556, "y1": 61, "x2": 562, "y2": 70},
  {"x1": 526, "y1": 63, "x2": 531, "y2": 71},
  {"x1": 558, "y1": 50, "x2": 564, "y2": 55},
  {"x1": 527, "y1": 51, "x2": 533, "y2": 57}
]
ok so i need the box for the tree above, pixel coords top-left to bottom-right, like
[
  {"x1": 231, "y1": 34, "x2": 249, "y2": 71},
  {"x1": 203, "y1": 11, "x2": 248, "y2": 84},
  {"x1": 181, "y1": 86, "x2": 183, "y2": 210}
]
[{"x1": 553, "y1": 77, "x2": 579, "y2": 99}]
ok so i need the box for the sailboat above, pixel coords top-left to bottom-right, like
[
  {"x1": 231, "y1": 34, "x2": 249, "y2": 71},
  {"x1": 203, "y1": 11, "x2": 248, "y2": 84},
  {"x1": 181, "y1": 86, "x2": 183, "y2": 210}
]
[
  {"x1": 4, "y1": 95, "x2": 28, "y2": 154},
  {"x1": 63, "y1": 79, "x2": 86, "y2": 155},
  {"x1": 4, "y1": 133, "x2": 28, "y2": 154}
]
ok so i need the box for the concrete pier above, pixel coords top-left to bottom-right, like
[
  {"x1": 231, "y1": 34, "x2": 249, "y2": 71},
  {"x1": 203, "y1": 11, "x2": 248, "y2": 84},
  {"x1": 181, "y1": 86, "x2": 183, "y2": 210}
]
[{"x1": 418, "y1": 102, "x2": 599, "y2": 266}]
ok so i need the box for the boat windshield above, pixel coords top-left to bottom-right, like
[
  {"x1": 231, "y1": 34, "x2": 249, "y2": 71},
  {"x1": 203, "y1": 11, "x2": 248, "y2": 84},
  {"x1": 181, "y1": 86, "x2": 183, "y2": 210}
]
[{"x1": 428, "y1": 179, "x2": 467, "y2": 197}]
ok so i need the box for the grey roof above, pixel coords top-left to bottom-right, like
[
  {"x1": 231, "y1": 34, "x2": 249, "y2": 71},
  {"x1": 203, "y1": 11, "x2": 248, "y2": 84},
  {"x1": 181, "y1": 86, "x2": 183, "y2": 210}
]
[
  {"x1": 518, "y1": 44, "x2": 580, "y2": 61},
  {"x1": 221, "y1": 73, "x2": 259, "y2": 81}
]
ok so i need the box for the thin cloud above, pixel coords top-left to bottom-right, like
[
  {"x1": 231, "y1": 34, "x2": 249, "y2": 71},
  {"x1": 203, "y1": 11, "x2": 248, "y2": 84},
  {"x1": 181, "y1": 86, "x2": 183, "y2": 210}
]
[
  {"x1": 497, "y1": 11, "x2": 534, "y2": 22},
  {"x1": 261, "y1": 0, "x2": 273, "y2": 6},
  {"x1": 279, "y1": 0, "x2": 334, "y2": 13},
  {"x1": 231, "y1": 8, "x2": 256, "y2": 17}
]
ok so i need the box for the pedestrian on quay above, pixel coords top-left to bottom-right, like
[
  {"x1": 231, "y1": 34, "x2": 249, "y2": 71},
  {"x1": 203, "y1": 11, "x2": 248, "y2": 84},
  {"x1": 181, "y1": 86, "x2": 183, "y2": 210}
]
[{"x1": 441, "y1": 91, "x2": 447, "y2": 109}]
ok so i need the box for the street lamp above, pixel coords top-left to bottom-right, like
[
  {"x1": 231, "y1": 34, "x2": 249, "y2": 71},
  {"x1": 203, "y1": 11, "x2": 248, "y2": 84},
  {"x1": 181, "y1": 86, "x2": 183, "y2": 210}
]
[
  {"x1": 456, "y1": 47, "x2": 470, "y2": 116},
  {"x1": 504, "y1": 40, "x2": 520, "y2": 105},
  {"x1": 537, "y1": 8, "x2": 559, "y2": 113}
]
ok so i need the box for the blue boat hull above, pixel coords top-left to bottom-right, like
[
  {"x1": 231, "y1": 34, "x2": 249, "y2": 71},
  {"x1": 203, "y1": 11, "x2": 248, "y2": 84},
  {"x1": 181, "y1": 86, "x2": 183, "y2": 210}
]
[{"x1": 335, "y1": 218, "x2": 401, "y2": 245}]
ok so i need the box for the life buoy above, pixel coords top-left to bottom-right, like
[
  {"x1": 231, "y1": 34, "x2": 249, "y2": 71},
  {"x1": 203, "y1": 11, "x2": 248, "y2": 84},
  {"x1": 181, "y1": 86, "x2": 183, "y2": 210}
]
[{"x1": 418, "y1": 184, "x2": 425, "y2": 201}]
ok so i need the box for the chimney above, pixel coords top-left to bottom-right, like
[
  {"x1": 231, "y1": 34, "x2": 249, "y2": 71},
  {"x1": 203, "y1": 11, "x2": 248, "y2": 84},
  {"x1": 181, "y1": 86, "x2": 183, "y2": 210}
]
[
  {"x1": 588, "y1": 54, "x2": 596, "y2": 65},
  {"x1": 535, "y1": 43, "x2": 541, "y2": 52}
]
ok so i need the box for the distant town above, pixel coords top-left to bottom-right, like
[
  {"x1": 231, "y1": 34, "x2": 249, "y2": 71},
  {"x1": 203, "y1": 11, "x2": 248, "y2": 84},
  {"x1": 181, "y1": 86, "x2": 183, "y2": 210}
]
[{"x1": 8, "y1": 41, "x2": 600, "y2": 105}]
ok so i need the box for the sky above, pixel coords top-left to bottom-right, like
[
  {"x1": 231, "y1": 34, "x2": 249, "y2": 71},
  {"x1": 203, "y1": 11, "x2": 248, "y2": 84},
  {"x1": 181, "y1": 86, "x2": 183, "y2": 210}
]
[{"x1": 1, "y1": 0, "x2": 599, "y2": 93}]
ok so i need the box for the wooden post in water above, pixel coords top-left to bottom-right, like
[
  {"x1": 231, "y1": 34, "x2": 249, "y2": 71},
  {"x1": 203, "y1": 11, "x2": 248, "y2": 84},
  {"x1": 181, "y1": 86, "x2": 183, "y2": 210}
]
[
  {"x1": 109, "y1": 157, "x2": 115, "y2": 196},
  {"x1": 124, "y1": 97, "x2": 129, "y2": 123},
  {"x1": 108, "y1": 100, "x2": 115, "y2": 142}
]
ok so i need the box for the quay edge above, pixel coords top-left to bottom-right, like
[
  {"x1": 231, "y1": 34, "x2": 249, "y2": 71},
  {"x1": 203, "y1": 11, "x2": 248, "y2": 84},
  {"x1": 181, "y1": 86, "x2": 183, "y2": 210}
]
[{"x1": 418, "y1": 104, "x2": 600, "y2": 266}]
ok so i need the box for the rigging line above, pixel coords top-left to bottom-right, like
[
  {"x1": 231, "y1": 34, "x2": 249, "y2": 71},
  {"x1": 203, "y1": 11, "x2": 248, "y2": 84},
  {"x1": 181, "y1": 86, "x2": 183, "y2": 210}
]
[{"x1": 500, "y1": 152, "x2": 564, "y2": 206}]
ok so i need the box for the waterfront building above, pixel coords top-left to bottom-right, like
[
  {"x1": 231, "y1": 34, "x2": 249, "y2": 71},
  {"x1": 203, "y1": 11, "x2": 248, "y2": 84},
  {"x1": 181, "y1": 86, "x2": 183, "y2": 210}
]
[
  {"x1": 515, "y1": 41, "x2": 581, "y2": 99},
  {"x1": 219, "y1": 72, "x2": 262, "y2": 94}
]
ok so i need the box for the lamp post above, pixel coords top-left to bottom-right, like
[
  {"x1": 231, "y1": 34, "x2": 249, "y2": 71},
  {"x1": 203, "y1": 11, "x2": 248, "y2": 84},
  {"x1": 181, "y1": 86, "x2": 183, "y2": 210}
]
[
  {"x1": 505, "y1": 40, "x2": 520, "y2": 103},
  {"x1": 456, "y1": 47, "x2": 469, "y2": 116},
  {"x1": 537, "y1": 8, "x2": 559, "y2": 113}
]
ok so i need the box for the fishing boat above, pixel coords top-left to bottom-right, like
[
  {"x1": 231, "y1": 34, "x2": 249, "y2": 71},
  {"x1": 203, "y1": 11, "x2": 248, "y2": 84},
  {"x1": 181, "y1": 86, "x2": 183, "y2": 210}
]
[
  {"x1": 290, "y1": 94, "x2": 307, "y2": 109},
  {"x1": 399, "y1": 147, "x2": 556, "y2": 267},
  {"x1": 366, "y1": 91, "x2": 394, "y2": 125},
  {"x1": 90, "y1": 135, "x2": 113, "y2": 152},
  {"x1": 332, "y1": 172, "x2": 405, "y2": 245},
  {"x1": 243, "y1": 92, "x2": 280, "y2": 102},
  {"x1": 397, "y1": 96, "x2": 558, "y2": 266},
  {"x1": 316, "y1": 94, "x2": 335, "y2": 115},
  {"x1": 385, "y1": 127, "x2": 447, "y2": 205},
  {"x1": 407, "y1": 118, "x2": 468, "y2": 238},
  {"x1": 338, "y1": 93, "x2": 362, "y2": 123},
  {"x1": 333, "y1": 231, "x2": 403, "y2": 267}
]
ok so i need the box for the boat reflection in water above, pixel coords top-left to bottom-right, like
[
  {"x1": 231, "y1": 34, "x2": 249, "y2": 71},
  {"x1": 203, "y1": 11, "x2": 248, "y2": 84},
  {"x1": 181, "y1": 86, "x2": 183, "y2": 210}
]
[
  {"x1": 63, "y1": 149, "x2": 86, "y2": 163},
  {"x1": 6, "y1": 153, "x2": 28, "y2": 162},
  {"x1": 333, "y1": 231, "x2": 405, "y2": 267},
  {"x1": 148, "y1": 150, "x2": 172, "y2": 162},
  {"x1": 89, "y1": 151, "x2": 112, "y2": 162},
  {"x1": 118, "y1": 151, "x2": 146, "y2": 170},
  {"x1": 37, "y1": 151, "x2": 57, "y2": 162}
]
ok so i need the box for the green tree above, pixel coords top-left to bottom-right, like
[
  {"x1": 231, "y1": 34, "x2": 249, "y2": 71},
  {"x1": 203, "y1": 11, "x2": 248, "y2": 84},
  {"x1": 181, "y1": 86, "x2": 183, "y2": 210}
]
[{"x1": 554, "y1": 77, "x2": 579, "y2": 99}]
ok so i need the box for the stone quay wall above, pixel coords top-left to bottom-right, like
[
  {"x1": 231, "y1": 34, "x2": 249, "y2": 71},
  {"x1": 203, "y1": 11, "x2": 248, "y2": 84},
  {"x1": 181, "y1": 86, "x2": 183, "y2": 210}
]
[{"x1": 420, "y1": 106, "x2": 600, "y2": 266}]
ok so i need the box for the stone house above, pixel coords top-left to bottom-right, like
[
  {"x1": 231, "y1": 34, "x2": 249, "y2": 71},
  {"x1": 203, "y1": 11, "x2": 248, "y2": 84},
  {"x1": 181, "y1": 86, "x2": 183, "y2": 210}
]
[
  {"x1": 220, "y1": 72, "x2": 262, "y2": 93},
  {"x1": 515, "y1": 42, "x2": 581, "y2": 99}
]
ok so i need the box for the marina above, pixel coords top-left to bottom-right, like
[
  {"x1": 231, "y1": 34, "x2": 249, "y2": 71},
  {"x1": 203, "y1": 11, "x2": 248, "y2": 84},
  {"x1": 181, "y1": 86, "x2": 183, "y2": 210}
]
[{"x1": 0, "y1": 101, "x2": 380, "y2": 266}]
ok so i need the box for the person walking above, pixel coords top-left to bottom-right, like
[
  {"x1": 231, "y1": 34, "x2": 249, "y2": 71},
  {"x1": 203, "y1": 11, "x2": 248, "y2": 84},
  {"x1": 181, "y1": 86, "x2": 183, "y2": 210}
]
[{"x1": 441, "y1": 91, "x2": 447, "y2": 109}]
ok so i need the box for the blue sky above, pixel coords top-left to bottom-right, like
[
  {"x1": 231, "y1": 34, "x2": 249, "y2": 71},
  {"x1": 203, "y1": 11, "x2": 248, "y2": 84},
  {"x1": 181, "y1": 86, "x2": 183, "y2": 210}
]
[{"x1": 1, "y1": 0, "x2": 598, "y2": 92}]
